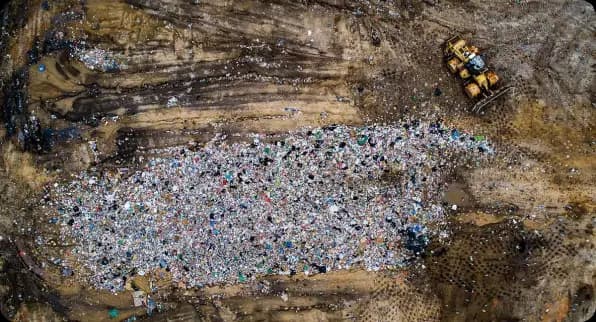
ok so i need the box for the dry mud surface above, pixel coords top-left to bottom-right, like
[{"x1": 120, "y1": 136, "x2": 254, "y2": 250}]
[{"x1": 0, "y1": 0, "x2": 594, "y2": 321}]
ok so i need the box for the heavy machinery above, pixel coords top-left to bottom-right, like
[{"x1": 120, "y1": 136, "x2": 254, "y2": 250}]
[{"x1": 444, "y1": 35, "x2": 512, "y2": 113}]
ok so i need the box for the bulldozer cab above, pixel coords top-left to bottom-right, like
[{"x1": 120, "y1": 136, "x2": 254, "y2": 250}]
[{"x1": 465, "y1": 54, "x2": 486, "y2": 75}]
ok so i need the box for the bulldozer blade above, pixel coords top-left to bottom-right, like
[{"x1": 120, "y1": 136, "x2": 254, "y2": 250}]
[{"x1": 471, "y1": 86, "x2": 514, "y2": 113}]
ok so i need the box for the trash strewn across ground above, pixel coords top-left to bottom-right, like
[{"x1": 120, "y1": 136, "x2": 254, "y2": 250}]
[{"x1": 46, "y1": 122, "x2": 492, "y2": 290}]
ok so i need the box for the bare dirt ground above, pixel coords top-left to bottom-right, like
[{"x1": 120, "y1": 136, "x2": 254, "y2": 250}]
[{"x1": 0, "y1": 0, "x2": 594, "y2": 321}]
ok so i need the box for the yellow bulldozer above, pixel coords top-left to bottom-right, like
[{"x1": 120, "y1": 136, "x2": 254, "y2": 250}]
[{"x1": 444, "y1": 35, "x2": 512, "y2": 113}]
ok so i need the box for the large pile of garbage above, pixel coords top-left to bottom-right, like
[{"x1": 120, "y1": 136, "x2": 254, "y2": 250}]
[{"x1": 46, "y1": 121, "x2": 492, "y2": 290}]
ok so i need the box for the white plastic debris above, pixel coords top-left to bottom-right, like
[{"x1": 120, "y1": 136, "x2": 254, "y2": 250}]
[
  {"x1": 133, "y1": 291, "x2": 146, "y2": 307},
  {"x1": 166, "y1": 96, "x2": 179, "y2": 108}
]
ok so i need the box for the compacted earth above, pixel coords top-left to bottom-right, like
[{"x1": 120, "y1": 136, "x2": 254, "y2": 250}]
[{"x1": 0, "y1": 0, "x2": 594, "y2": 321}]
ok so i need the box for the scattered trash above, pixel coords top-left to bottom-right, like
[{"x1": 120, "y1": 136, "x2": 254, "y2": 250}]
[
  {"x1": 132, "y1": 291, "x2": 145, "y2": 307},
  {"x1": 357, "y1": 134, "x2": 368, "y2": 146},
  {"x1": 474, "y1": 135, "x2": 486, "y2": 141},
  {"x1": 146, "y1": 299, "x2": 156, "y2": 315},
  {"x1": 166, "y1": 96, "x2": 179, "y2": 108},
  {"x1": 404, "y1": 225, "x2": 429, "y2": 255},
  {"x1": 72, "y1": 47, "x2": 121, "y2": 72},
  {"x1": 61, "y1": 267, "x2": 74, "y2": 277},
  {"x1": 37, "y1": 64, "x2": 46, "y2": 72},
  {"x1": 108, "y1": 308, "x2": 119, "y2": 319},
  {"x1": 238, "y1": 272, "x2": 247, "y2": 283},
  {"x1": 284, "y1": 107, "x2": 300, "y2": 114},
  {"x1": 336, "y1": 96, "x2": 350, "y2": 103}
]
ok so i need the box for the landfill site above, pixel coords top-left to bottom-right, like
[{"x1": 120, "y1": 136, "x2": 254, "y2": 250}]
[{"x1": 0, "y1": 0, "x2": 594, "y2": 321}]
